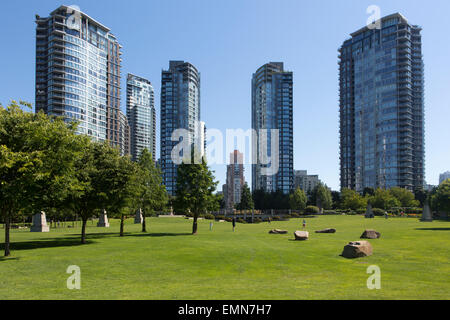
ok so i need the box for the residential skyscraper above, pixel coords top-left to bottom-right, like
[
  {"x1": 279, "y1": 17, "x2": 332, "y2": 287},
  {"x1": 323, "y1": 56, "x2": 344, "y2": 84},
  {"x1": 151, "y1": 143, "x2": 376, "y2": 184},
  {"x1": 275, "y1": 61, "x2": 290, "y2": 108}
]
[
  {"x1": 339, "y1": 13, "x2": 425, "y2": 192},
  {"x1": 160, "y1": 61, "x2": 202, "y2": 196},
  {"x1": 126, "y1": 74, "x2": 156, "y2": 161},
  {"x1": 35, "y1": 6, "x2": 122, "y2": 149},
  {"x1": 224, "y1": 150, "x2": 245, "y2": 209},
  {"x1": 252, "y1": 62, "x2": 294, "y2": 194}
]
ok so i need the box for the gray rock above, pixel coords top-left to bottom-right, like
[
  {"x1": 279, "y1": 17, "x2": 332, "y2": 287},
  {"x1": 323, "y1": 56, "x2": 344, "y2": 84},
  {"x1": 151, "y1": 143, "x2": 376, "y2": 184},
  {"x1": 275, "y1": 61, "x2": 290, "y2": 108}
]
[
  {"x1": 315, "y1": 228, "x2": 336, "y2": 234},
  {"x1": 342, "y1": 241, "x2": 373, "y2": 259},
  {"x1": 269, "y1": 229, "x2": 288, "y2": 234},
  {"x1": 294, "y1": 231, "x2": 309, "y2": 241},
  {"x1": 361, "y1": 229, "x2": 381, "y2": 239}
]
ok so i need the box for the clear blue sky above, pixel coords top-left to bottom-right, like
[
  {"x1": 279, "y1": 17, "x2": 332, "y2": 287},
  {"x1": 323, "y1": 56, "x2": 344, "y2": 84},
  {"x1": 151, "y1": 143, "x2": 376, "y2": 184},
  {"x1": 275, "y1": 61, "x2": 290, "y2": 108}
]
[{"x1": 1, "y1": 0, "x2": 449, "y2": 191}]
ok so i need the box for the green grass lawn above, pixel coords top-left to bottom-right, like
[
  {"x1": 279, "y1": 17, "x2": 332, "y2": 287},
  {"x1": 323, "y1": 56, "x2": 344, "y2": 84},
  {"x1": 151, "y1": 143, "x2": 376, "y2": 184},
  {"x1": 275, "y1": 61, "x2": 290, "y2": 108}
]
[{"x1": 0, "y1": 215, "x2": 449, "y2": 300}]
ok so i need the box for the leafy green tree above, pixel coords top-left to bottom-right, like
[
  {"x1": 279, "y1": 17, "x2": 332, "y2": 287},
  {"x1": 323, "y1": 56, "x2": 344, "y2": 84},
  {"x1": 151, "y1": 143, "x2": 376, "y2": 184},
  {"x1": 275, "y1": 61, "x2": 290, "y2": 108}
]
[
  {"x1": 135, "y1": 149, "x2": 168, "y2": 233},
  {"x1": 414, "y1": 188, "x2": 429, "y2": 207},
  {"x1": 432, "y1": 179, "x2": 450, "y2": 213},
  {"x1": 389, "y1": 187, "x2": 420, "y2": 208},
  {"x1": 237, "y1": 183, "x2": 254, "y2": 210},
  {"x1": 67, "y1": 140, "x2": 123, "y2": 244},
  {"x1": 0, "y1": 101, "x2": 81, "y2": 256},
  {"x1": 340, "y1": 188, "x2": 367, "y2": 211},
  {"x1": 314, "y1": 183, "x2": 333, "y2": 211},
  {"x1": 331, "y1": 191, "x2": 341, "y2": 209},
  {"x1": 252, "y1": 189, "x2": 270, "y2": 210},
  {"x1": 99, "y1": 153, "x2": 139, "y2": 237},
  {"x1": 289, "y1": 188, "x2": 307, "y2": 211},
  {"x1": 363, "y1": 187, "x2": 375, "y2": 197},
  {"x1": 174, "y1": 151, "x2": 218, "y2": 234},
  {"x1": 369, "y1": 188, "x2": 401, "y2": 210}
]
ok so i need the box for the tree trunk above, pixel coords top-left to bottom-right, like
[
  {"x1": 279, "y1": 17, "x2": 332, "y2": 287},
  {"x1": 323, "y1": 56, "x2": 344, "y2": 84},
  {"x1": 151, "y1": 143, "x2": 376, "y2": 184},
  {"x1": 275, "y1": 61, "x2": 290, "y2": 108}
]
[
  {"x1": 120, "y1": 214, "x2": 125, "y2": 237},
  {"x1": 81, "y1": 218, "x2": 87, "y2": 244},
  {"x1": 142, "y1": 213, "x2": 146, "y2": 233},
  {"x1": 4, "y1": 216, "x2": 10, "y2": 257},
  {"x1": 192, "y1": 215, "x2": 198, "y2": 235}
]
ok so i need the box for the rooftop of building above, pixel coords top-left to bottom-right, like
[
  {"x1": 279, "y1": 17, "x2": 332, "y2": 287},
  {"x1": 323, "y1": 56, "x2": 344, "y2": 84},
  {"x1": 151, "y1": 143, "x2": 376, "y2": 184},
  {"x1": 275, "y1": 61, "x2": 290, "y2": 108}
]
[{"x1": 36, "y1": 5, "x2": 121, "y2": 46}]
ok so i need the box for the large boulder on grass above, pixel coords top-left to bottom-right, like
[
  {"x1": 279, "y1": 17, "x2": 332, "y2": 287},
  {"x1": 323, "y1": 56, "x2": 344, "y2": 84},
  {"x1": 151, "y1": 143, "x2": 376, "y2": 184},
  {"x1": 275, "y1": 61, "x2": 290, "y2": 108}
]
[
  {"x1": 361, "y1": 230, "x2": 381, "y2": 239},
  {"x1": 269, "y1": 229, "x2": 288, "y2": 234},
  {"x1": 294, "y1": 231, "x2": 309, "y2": 241},
  {"x1": 315, "y1": 228, "x2": 336, "y2": 234},
  {"x1": 342, "y1": 241, "x2": 373, "y2": 259}
]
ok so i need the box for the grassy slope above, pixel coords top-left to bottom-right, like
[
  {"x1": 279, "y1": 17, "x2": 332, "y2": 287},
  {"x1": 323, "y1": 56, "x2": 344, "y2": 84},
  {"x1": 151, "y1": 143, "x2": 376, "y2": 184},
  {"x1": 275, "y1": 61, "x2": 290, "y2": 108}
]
[{"x1": 0, "y1": 216, "x2": 449, "y2": 300}]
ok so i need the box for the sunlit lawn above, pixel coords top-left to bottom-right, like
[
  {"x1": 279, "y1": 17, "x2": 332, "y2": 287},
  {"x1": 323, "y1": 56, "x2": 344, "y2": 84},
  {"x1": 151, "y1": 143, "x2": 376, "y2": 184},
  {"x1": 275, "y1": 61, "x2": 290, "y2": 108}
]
[{"x1": 0, "y1": 215, "x2": 449, "y2": 300}]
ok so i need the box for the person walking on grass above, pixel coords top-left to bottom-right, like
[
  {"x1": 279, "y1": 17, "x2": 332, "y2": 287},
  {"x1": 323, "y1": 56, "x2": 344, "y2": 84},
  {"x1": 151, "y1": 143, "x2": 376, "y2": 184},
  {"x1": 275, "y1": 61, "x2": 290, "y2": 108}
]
[
  {"x1": 303, "y1": 219, "x2": 307, "y2": 229},
  {"x1": 232, "y1": 217, "x2": 236, "y2": 232}
]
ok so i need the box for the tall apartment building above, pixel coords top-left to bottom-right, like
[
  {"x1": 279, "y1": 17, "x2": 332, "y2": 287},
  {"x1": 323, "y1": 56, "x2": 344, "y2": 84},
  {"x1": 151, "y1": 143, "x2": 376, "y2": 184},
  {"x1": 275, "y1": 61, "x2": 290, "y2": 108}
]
[
  {"x1": 224, "y1": 150, "x2": 246, "y2": 209},
  {"x1": 35, "y1": 5, "x2": 122, "y2": 150},
  {"x1": 126, "y1": 74, "x2": 156, "y2": 161},
  {"x1": 339, "y1": 13, "x2": 425, "y2": 192},
  {"x1": 294, "y1": 170, "x2": 321, "y2": 194},
  {"x1": 160, "y1": 61, "x2": 202, "y2": 196},
  {"x1": 252, "y1": 62, "x2": 294, "y2": 195}
]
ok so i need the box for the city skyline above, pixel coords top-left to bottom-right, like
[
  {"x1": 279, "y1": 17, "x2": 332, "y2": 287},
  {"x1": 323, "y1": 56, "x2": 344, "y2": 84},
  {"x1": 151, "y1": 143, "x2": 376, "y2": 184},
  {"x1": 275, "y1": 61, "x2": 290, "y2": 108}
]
[{"x1": 1, "y1": 0, "x2": 450, "y2": 190}]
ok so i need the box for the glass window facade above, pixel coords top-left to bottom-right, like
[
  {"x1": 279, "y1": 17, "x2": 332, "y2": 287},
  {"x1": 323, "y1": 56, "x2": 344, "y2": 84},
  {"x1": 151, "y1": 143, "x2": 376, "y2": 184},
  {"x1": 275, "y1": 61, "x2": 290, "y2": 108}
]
[
  {"x1": 126, "y1": 74, "x2": 156, "y2": 162},
  {"x1": 35, "y1": 6, "x2": 122, "y2": 150},
  {"x1": 160, "y1": 61, "x2": 202, "y2": 196},
  {"x1": 339, "y1": 13, "x2": 425, "y2": 192},
  {"x1": 252, "y1": 62, "x2": 294, "y2": 194}
]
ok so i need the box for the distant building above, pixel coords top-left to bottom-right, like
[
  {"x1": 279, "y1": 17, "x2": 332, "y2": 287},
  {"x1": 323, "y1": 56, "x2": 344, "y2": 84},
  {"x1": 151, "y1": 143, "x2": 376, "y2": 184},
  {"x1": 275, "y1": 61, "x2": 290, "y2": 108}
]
[
  {"x1": 439, "y1": 171, "x2": 450, "y2": 184},
  {"x1": 224, "y1": 150, "x2": 245, "y2": 209},
  {"x1": 294, "y1": 170, "x2": 321, "y2": 194},
  {"x1": 252, "y1": 62, "x2": 294, "y2": 194},
  {"x1": 424, "y1": 184, "x2": 437, "y2": 192},
  {"x1": 126, "y1": 74, "x2": 156, "y2": 162}
]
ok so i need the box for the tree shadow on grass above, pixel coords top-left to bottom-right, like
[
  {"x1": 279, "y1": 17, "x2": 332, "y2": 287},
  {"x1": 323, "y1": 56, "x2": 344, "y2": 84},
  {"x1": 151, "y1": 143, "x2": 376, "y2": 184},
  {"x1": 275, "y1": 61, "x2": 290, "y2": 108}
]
[
  {"x1": 61, "y1": 232, "x2": 192, "y2": 239},
  {"x1": 0, "y1": 257, "x2": 20, "y2": 262},
  {"x1": 415, "y1": 228, "x2": 450, "y2": 231},
  {"x1": 0, "y1": 238, "x2": 95, "y2": 251},
  {"x1": 0, "y1": 232, "x2": 192, "y2": 253},
  {"x1": 126, "y1": 232, "x2": 192, "y2": 238}
]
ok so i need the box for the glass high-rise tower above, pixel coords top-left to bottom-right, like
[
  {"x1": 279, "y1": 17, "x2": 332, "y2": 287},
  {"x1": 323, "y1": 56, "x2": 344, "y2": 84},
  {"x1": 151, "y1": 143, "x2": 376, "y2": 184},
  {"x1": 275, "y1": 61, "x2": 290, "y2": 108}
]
[
  {"x1": 339, "y1": 13, "x2": 425, "y2": 192},
  {"x1": 126, "y1": 74, "x2": 156, "y2": 162},
  {"x1": 252, "y1": 62, "x2": 294, "y2": 194},
  {"x1": 35, "y1": 5, "x2": 122, "y2": 149},
  {"x1": 160, "y1": 61, "x2": 202, "y2": 196}
]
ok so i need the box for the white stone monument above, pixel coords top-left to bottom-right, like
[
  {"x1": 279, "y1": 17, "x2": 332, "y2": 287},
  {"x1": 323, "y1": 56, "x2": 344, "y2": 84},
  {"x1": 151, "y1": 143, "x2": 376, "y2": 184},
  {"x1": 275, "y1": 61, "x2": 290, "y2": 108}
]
[
  {"x1": 97, "y1": 210, "x2": 110, "y2": 228},
  {"x1": 135, "y1": 208, "x2": 143, "y2": 224},
  {"x1": 421, "y1": 201, "x2": 433, "y2": 222},
  {"x1": 30, "y1": 211, "x2": 50, "y2": 232}
]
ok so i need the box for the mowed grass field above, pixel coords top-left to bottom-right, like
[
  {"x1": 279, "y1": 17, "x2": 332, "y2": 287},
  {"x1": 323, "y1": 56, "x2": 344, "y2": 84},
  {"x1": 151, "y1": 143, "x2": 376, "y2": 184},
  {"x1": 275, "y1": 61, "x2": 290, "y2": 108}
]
[{"x1": 0, "y1": 215, "x2": 449, "y2": 300}]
